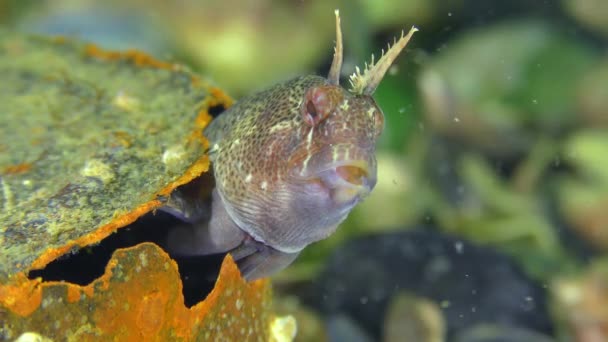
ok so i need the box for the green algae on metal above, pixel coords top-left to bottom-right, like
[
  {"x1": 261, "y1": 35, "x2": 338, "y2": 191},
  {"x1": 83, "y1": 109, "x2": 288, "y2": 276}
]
[
  {"x1": 0, "y1": 32, "x2": 278, "y2": 340},
  {"x1": 0, "y1": 31, "x2": 216, "y2": 282}
]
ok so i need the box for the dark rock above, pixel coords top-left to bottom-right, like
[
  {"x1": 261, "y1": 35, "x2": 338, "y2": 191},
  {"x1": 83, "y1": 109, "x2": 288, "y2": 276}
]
[{"x1": 304, "y1": 228, "x2": 553, "y2": 340}]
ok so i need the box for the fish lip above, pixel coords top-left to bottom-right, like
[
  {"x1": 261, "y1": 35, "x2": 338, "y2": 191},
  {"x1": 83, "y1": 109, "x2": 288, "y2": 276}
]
[
  {"x1": 298, "y1": 159, "x2": 376, "y2": 199},
  {"x1": 298, "y1": 159, "x2": 372, "y2": 180}
]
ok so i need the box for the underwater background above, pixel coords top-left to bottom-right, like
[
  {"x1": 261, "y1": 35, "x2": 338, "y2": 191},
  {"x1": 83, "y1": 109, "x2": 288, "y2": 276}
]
[{"x1": 1, "y1": 0, "x2": 607, "y2": 341}]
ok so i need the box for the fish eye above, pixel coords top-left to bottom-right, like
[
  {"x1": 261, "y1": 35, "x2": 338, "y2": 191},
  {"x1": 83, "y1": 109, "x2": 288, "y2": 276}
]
[
  {"x1": 302, "y1": 86, "x2": 334, "y2": 126},
  {"x1": 306, "y1": 100, "x2": 318, "y2": 121}
]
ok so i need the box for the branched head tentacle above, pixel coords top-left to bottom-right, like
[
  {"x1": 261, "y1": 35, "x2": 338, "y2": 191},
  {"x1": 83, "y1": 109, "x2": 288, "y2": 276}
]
[{"x1": 349, "y1": 26, "x2": 419, "y2": 95}]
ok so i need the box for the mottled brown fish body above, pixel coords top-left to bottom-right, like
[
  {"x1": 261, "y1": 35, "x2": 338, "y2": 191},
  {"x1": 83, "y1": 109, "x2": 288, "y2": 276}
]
[
  {"x1": 205, "y1": 75, "x2": 382, "y2": 252},
  {"x1": 169, "y1": 10, "x2": 417, "y2": 280}
]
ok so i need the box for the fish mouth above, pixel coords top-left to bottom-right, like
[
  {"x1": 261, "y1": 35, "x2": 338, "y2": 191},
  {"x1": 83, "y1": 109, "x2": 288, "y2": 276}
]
[
  {"x1": 336, "y1": 164, "x2": 368, "y2": 186},
  {"x1": 309, "y1": 160, "x2": 376, "y2": 205}
]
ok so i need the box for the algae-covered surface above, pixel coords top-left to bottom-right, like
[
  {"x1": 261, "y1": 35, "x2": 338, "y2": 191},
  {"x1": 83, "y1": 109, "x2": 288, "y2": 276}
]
[
  {"x1": 0, "y1": 32, "x2": 278, "y2": 340},
  {"x1": 0, "y1": 31, "x2": 226, "y2": 282}
]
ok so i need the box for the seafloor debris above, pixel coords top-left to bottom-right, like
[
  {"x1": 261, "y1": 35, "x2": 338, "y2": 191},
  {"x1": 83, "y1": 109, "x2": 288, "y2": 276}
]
[{"x1": 0, "y1": 32, "x2": 275, "y2": 340}]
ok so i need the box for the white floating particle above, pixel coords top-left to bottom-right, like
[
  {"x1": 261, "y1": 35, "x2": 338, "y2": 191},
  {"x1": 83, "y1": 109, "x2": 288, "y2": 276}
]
[{"x1": 454, "y1": 241, "x2": 464, "y2": 254}]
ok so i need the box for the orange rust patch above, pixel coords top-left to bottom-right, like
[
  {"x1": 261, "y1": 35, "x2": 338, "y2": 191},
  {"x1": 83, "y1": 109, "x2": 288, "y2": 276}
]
[
  {"x1": 66, "y1": 285, "x2": 81, "y2": 303},
  {"x1": 188, "y1": 110, "x2": 212, "y2": 148},
  {"x1": 28, "y1": 200, "x2": 160, "y2": 272},
  {"x1": 210, "y1": 86, "x2": 235, "y2": 108},
  {"x1": 157, "y1": 154, "x2": 211, "y2": 198},
  {"x1": 2, "y1": 163, "x2": 32, "y2": 175},
  {"x1": 136, "y1": 292, "x2": 166, "y2": 338},
  {"x1": 85, "y1": 44, "x2": 177, "y2": 71},
  {"x1": 188, "y1": 86, "x2": 233, "y2": 147},
  {"x1": 0, "y1": 244, "x2": 271, "y2": 339},
  {"x1": 0, "y1": 274, "x2": 42, "y2": 317}
]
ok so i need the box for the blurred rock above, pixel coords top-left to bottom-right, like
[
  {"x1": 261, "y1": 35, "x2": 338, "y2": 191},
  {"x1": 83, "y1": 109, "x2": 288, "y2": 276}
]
[
  {"x1": 452, "y1": 323, "x2": 556, "y2": 342},
  {"x1": 551, "y1": 259, "x2": 608, "y2": 342},
  {"x1": 274, "y1": 296, "x2": 328, "y2": 342},
  {"x1": 557, "y1": 130, "x2": 608, "y2": 251},
  {"x1": 577, "y1": 59, "x2": 608, "y2": 127},
  {"x1": 270, "y1": 315, "x2": 298, "y2": 342},
  {"x1": 563, "y1": 0, "x2": 608, "y2": 37},
  {"x1": 382, "y1": 291, "x2": 446, "y2": 342},
  {"x1": 326, "y1": 314, "x2": 374, "y2": 342},
  {"x1": 305, "y1": 229, "x2": 553, "y2": 340}
]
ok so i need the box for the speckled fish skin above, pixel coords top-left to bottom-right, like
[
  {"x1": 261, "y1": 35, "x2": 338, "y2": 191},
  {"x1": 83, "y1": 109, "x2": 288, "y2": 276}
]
[
  {"x1": 205, "y1": 75, "x2": 383, "y2": 254},
  {"x1": 168, "y1": 12, "x2": 417, "y2": 280}
]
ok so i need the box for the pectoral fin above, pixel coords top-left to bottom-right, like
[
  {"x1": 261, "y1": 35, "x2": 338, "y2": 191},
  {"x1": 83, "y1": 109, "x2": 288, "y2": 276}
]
[
  {"x1": 166, "y1": 185, "x2": 299, "y2": 281},
  {"x1": 166, "y1": 188, "x2": 245, "y2": 255},
  {"x1": 230, "y1": 237, "x2": 300, "y2": 281},
  {"x1": 160, "y1": 172, "x2": 215, "y2": 223}
]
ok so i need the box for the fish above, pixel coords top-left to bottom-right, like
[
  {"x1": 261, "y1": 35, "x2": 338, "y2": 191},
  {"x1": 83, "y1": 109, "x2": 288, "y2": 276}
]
[{"x1": 166, "y1": 10, "x2": 417, "y2": 281}]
